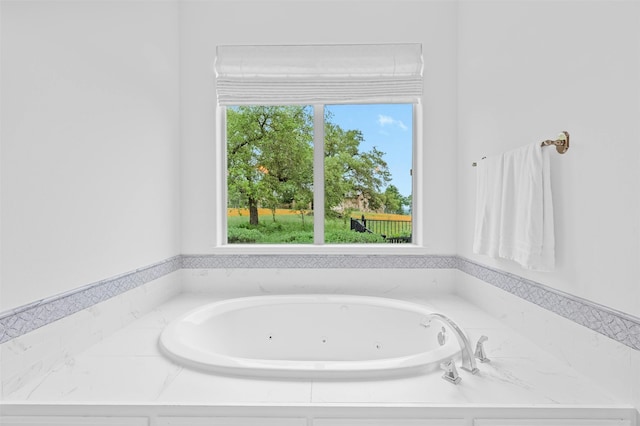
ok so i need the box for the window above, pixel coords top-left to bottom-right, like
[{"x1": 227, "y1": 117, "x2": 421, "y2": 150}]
[
  {"x1": 225, "y1": 104, "x2": 413, "y2": 245},
  {"x1": 215, "y1": 44, "x2": 423, "y2": 247},
  {"x1": 226, "y1": 105, "x2": 315, "y2": 244}
]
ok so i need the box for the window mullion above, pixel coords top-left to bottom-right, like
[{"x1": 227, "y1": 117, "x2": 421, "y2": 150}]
[
  {"x1": 218, "y1": 105, "x2": 227, "y2": 246},
  {"x1": 313, "y1": 105, "x2": 325, "y2": 245},
  {"x1": 412, "y1": 103, "x2": 421, "y2": 246}
]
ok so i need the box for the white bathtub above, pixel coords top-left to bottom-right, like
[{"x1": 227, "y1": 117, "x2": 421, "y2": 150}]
[{"x1": 159, "y1": 294, "x2": 461, "y2": 379}]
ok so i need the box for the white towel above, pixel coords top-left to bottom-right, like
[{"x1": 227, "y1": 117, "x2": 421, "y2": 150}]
[
  {"x1": 473, "y1": 142, "x2": 555, "y2": 271},
  {"x1": 473, "y1": 155, "x2": 503, "y2": 258}
]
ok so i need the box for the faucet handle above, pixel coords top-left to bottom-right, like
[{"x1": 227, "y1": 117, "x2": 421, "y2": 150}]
[
  {"x1": 474, "y1": 335, "x2": 490, "y2": 363},
  {"x1": 440, "y1": 359, "x2": 461, "y2": 384}
]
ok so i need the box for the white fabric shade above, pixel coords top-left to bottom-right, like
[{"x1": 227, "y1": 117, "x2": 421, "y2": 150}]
[{"x1": 214, "y1": 44, "x2": 423, "y2": 105}]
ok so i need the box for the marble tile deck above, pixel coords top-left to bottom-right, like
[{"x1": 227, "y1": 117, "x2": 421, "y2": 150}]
[{"x1": 4, "y1": 293, "x2": 621, "y2": 407}]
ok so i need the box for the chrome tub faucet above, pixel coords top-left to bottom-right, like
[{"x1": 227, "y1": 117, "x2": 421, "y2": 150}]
[{"x1": 421, "y1": 313, "x2": 479, "y2": 375}]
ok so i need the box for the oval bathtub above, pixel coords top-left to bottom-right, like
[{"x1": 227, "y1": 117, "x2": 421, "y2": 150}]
[{"x1": 159, "y1": 294, "x2": 461, "y2": 379}]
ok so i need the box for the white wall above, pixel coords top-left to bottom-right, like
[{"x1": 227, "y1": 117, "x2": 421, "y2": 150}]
[
  {"x1": 0, "y1": 1, "x2": 181, "y2": 311},
  {"x1": 179, "y1": 0, "x2": 459, "y2": 257},
  {"x1": 457, "y1": 0, "x2": 640, "y2": 318},
  {"x1": 0, "y1": 0, "x2": 637, "y2": 410},
  {"x1": 456, "y1": 0, "x2": 640, "y2": 410}
]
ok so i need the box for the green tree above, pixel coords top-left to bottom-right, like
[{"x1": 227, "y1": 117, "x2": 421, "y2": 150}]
[
  {"x1": 227, "y1": 106, "x2": 313, "y2": 225},
  {"x1": 404, "y1": 194, "x2": 412, "y2": 214},
  {"x1": 227, "y1": 106, "x2": 391, "y2": 227},
  {"x1": 382, "y1": 185, "x2": 404, "y2": 214},
  {"x1": 324, "y1": 116, "x2": 390, "y2": 215}
]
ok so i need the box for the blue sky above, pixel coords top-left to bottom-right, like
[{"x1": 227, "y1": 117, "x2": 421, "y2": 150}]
[{"x1": 326, "y1": 104, "x2": 413, "y2": 198}]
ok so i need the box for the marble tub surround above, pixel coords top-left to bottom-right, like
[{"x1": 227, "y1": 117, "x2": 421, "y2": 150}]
[
  {"x1": 456, "y1": 271, "x2": 640, "y2": 412},
  {"x1": 457, "y1": 258, "x2": 640, "y2": 352},
  {"x1": 2, "y1": 254, "x2": 638, "y2": 356},
  {"x1": 1, "y1": 253, "x2": 639, "y2": 412},
  {"x1": 181, "y1": 267, "x2": 457, "y2": 301},
  {"x1": 4, "y1": 293, "x2": 626, "y2": 410},
  {"x1": 0, "y1": 256, "x2": 181, "y2": 345},
  {"x1": 0, "y1": 271, "x2": 182, "y2": 398},
  {"x1": 183, "y1": 254, "x2": 640, "y2": 353}
]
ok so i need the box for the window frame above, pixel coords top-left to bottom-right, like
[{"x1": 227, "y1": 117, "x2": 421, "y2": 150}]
[{"x1": 215, "y1": 102, "x2": 424, "y2": 253}]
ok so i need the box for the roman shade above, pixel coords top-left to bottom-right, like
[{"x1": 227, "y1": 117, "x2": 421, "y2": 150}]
[{"x1": 214, "y1": 44, "x2": 424, "y2": 105}]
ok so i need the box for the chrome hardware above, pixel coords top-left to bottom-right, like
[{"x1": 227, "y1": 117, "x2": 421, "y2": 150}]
[
  {"x1": 440, "y1": 358, "x2": 461, "y2": 384},
  {"x1": 421, "y1": 313, "x2": 479, "y2": 374},
  {"x1": 474, "y1": 335, "x2": 490, "y2": 363}
]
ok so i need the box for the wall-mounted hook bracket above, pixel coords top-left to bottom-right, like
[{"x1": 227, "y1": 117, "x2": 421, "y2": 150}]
[{"x1": 541, "y1": 131, "x2": 570, "y2": 154}]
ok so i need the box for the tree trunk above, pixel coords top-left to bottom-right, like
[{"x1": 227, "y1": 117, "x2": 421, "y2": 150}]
[{"x1": 249, "y1": 197, "x2": 259, "y2": 225}]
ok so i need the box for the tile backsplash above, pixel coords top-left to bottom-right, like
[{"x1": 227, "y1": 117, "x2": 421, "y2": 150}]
[{"x1": 1, "y1": 254, "x2": 638, "y2": 350}]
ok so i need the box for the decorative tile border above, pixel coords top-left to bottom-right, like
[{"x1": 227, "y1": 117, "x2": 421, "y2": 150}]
[
  {"x1": 457, "y1": 257, "x2": 640, "y2": 351},
  {"x1": 181, "y1": 254, "x2": 458, "y2": 269},
  {"x1": 1, "y1": 253, "x2": 638, "y2": 352},
  {"x1": 0, "y1": 256, "x2": 182, "y2": 345}
]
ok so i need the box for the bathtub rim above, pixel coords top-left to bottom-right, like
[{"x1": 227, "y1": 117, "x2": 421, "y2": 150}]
[{"x1": 158, "y1": 294, "x2": 462, "y2": 379}]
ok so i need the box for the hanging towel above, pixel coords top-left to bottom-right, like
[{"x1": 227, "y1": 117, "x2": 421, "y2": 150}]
[
  {"x1": 473, "y1": 154, "x2": 504, "y2": 258},
  {"x1": 473, "y1": 142, "x2": 555, "y2": 271}
]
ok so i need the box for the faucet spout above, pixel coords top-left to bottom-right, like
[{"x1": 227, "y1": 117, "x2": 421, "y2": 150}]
[{"x1": 422, "y1": 313, "x2": 479, "y2": 374}]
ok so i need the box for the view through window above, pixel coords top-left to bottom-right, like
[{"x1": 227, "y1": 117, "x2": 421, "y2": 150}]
[{"x1": 226, "y1": 104, "x2": 413, "y2": 244}]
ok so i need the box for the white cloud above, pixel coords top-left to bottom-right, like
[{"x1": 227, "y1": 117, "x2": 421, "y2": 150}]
[{"x1": 377, "y1": 114, "x2": 408, "y2": 131}]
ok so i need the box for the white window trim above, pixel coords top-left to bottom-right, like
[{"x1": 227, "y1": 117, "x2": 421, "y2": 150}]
[
  {"x1": 213, "y1": 102, "x2": 426, "y2": 255},
  {"x1": 312, "y1": 105, "x2": 325, "y2": 245}
]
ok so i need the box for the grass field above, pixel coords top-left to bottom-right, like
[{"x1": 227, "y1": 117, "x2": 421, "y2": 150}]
[{"x1": 227, "y1": 208, "x2": 411, "y2": 244}]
